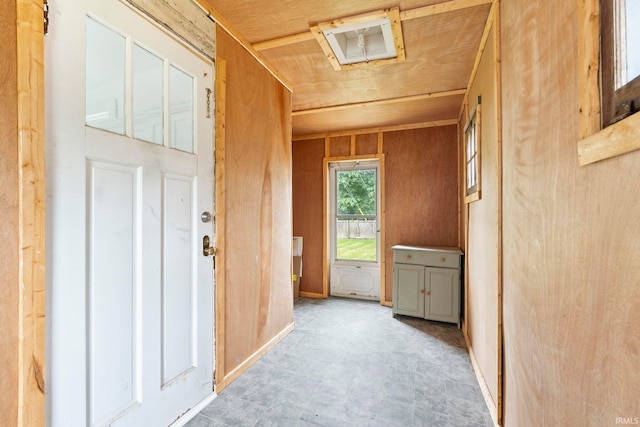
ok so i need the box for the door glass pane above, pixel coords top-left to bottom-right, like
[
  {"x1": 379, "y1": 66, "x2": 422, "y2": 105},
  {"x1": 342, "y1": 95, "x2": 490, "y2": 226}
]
[
  {"x1": 169, "y1": 66, "x2": 194, "y2": 153},
  {"x1": 133, "y1": 45, "x2": 163, "y2": 144},
  {"x1": 86, "y1": 17, "x2": 126, "y2": 134},
  {"x1": 336, "y1": 169, "x2": 377, "y2": 261}
]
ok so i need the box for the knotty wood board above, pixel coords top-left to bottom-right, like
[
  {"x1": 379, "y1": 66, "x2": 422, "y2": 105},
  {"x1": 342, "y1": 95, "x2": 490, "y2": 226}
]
[
  {"x1": 292, "y1": 139, "x2": 326, "y2": 295},
  {"x1": 0, "y1": 3, "x2": 20, "y2": 425},
  {"x1": 501, "y1": 1, "x2": 640, "y2": 425},
  {"x1": 464, "y1": 19, "x2": 499, "y2": 417},
  {"x1": 383, "y1": 126, "x2": 459, "y2": 303},
  {"x1": 215, "y1": 28, "x2": 294, "y2": 385}
]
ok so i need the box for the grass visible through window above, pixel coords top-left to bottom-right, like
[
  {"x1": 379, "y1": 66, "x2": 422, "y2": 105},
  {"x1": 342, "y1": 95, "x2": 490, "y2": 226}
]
[{"x1": 337, "y1": 238, "x2": 376, "y2": 261}]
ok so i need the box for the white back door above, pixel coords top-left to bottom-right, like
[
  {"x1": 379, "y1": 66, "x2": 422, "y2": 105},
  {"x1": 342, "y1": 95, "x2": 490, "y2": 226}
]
[{"x1": 46, "y1": 0, "x2": 215, "y2": 425}]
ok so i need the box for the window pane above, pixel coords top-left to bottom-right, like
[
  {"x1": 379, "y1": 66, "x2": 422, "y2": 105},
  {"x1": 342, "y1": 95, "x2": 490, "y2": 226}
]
[
  {"x1": 336, "y1": 168, "x2": 377, "y2": 261},
  {"x1": 337, "y1": 169, "x2": 376, "y2": 216},
  {"x1": 86, "y1": 17, "x2": 126, "y2": 134},
  {"x1": 623, "y1": 1, "x2": 640, "y2": 85},
  {"x1": 169, "y1": 66, "x2": 194, "y2": 153},
  {"x1": 133, "y1": 45, "x2": 164, "y2": 144}
]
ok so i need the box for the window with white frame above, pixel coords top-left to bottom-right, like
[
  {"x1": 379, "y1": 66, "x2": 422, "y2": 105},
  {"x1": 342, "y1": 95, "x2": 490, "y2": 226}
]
[{"x1": 464, "y1": 97, "x2": 481, "y2": 202}]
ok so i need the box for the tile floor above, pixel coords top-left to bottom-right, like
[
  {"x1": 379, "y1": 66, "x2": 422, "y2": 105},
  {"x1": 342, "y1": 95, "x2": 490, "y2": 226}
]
[{"x1": 186, "y1": 297, "x2": 493, "y2": 427}]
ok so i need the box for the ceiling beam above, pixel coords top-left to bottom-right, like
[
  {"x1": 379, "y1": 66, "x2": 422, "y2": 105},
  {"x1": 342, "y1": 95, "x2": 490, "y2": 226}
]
[
  {"x1": 253, "y1": 0, "x2": 494, "y2": 52},
  {"x1": 292, "y1": 89, "x2": 466, "y2": 116},
  {"x1": 292, "y1": 119, "x2": 459, "y2": 141}
]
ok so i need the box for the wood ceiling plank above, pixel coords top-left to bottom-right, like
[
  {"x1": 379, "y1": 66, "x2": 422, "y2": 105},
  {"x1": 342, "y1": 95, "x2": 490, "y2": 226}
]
[
  {"x1": 204, "y1": 0, "x2": 447, "y2": 42},
  {"x1": 252, "y1": 0, "x2": 493, "y2": 52},
  {"x1": 263, "y1": 6, "x2": 489, "y2": 111},
  {"x1": 400, "y1": 0, "x2": 493, "y2": 20},
  {"x1": 193, "y1": 0, "x2": 293, "y2": 91}
]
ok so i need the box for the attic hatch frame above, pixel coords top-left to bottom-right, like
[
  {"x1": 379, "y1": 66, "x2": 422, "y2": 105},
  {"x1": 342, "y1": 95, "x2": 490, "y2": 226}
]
[{"x1": 311, "y1": 7, "x2": 406, "y2": 71}]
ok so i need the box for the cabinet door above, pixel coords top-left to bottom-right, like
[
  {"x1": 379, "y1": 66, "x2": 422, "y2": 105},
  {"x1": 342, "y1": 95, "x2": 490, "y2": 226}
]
[
  {"x1": 393, "y1": 264, "x2": 424, "y2": 317},
  {"x1": 425, "y1": 267, "x2": 459, "y2": 324}
]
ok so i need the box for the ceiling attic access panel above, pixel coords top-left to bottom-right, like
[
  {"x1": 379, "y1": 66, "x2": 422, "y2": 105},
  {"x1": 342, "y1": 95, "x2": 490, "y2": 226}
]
[{"x1": 311, "y1": 8, "x2": 405, "y2": 70}]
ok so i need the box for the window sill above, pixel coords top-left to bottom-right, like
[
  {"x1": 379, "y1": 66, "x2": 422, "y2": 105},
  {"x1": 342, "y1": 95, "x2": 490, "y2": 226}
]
[
  {"x1": 464, "y1": 191, "x2": 481, "y2": 204},
  {"x1": 577, "y1": 112, "x2": 640, "y2": 166}
]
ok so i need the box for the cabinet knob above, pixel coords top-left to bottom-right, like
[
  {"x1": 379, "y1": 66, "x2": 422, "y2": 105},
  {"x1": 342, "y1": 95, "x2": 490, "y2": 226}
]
[
  {"x1": 426, "y1": 291, "x2": 431, "y2": 296},
  {"x1": 406, "y1": 255, "x2": 412, "y2": 259},
  {"x1": 420, "y1": 289, "x2": 425, "y2": 294},
  {"x1": 440, "y1": 257, "x2": 446, "y2": 262}
]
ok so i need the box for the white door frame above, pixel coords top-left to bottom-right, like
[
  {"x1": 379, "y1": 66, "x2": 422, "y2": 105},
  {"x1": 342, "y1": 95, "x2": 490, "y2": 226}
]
[{"x1": 328, "y1": 159, "x2": 381, "y2": 300}]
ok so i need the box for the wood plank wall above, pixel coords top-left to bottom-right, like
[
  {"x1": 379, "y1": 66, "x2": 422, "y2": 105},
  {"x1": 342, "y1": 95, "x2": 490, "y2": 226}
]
[
  {"x1": 460, "y1": 18, "x2": 501, "y2": 424},
  {"x1": 215, "y1": 27, "x2": 294, "y2": 390},
  {"x1": 501, "y1": 1, "x2": 640, "y2": 425},
  {"x1": 0, "y1": 3, "x2": 20, "y2": 425},
  {"x1": 292, "y1": 126, "x2": 458, "y2": 303}
]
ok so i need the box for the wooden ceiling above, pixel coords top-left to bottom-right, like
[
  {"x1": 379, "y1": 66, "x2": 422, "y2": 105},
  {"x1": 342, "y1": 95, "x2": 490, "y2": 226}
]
[{"x1": 200, "y1": 0, "x2": 492, "y2": 137}]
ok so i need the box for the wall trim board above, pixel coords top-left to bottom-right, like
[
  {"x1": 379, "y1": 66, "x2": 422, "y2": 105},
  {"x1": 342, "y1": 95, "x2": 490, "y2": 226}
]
[
  {"x1": 192, "y1": 0, "x2": 292, "y2": 91},
  {"x1": 214, "y1": 58, "x2": 227, "y2": 393},
  {"x1": 15, "y1": 1, "x2": 46, "y2": 425},
  {"x1": 322, "y1": 153, "x2": 387, "y2": 304},
  {"x1": 464, "y1": 330, "x2": 499, "y2": 426},
  {"x1": 298, "y1": 291, "x2": 325, "y2": 299},
  {"x1": 293, "y1": 119, "x2": 458, "y2": 141},
  {"x1": 214, "y1": 323, "x2": 295, "y2": 392},
  {"x1": 494, "y1": 2, "x2": 504, "y2": 423},
  {"x1": 458, "y1": 1, "x2": 496, "y2": 122}
]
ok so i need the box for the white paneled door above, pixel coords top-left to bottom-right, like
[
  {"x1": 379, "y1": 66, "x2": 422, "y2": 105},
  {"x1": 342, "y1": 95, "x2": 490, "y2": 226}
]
[{"x1": 46, "y1": 1, "x2": 215, "y2": 426}]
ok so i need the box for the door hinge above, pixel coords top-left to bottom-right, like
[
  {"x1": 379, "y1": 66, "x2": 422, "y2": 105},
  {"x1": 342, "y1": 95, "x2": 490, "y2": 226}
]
[{"x1": 43, "y1": 0, "x2": 49, "y2": 35}]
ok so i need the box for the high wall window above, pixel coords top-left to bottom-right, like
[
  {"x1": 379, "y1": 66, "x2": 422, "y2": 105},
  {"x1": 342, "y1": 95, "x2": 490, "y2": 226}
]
[
  {"x1": 464, "y1": 97, "x2": 481, "y2": 203},
  {"x1": 601, "y1": 0, "x2": 640, "y2": 125}
]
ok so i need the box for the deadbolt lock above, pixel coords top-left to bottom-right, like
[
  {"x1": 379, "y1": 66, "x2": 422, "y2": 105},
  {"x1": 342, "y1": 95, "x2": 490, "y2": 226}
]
[{"x1": 203, "y1": 235, "x2": 215, "y2": 257}]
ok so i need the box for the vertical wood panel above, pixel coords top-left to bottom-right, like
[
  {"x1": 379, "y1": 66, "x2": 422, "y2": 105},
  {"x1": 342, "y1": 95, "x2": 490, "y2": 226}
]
[
  {"x1": 0, "y1": 3, "x2": 20, "y2": 425},
  {"x1": 464, "y1": 17, "x2": 500, "y2": 424},
  {"x1": 355, "y1": 133, "x2": 378, "y2": 156},
  {"x1": 16, "y1": 0, "x2": 46, "y2": 425},
  {"x1": 292, "y1": 139, "x2": 325, "y2": 296},
  {"x1": 383, "y1": 126, "x2": 458, "y2": 303},
  {"x1": 502, "y1": 1, "x2": 640, "y2": 425},
  {"x1": 215, "y1": 27, "x2": 294, "y2": 390},
  {"x1": 329, "y1": 136, "x2": 351, "y2": 157}
]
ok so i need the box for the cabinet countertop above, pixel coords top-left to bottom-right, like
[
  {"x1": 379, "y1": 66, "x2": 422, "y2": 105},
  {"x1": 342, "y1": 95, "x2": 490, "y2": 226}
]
[{"x1": 391, "y1": 245, "x2": 463, "y2": 255}]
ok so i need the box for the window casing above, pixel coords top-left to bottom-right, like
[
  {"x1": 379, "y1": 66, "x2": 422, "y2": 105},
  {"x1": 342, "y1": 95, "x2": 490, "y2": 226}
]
[
  {"x1": 464, "y1": 98, "x2": 481, "y2": 203},
  {"x1": 601, "y1": 0, "x2": 640, "y2": 126}
]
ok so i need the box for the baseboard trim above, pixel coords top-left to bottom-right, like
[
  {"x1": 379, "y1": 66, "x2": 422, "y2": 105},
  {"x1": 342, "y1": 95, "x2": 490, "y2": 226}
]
[
  {"x1": 214, "y1": 322, "x2": 295, "y2": 392},
  {"x1": 169, "y1": 392, "x2": 217, "y2": 427},
  {"x1": 298, "y1": 291, "x2": 324, "y2": 299},
  {"x1": 463, "y1": 330, "x2": 500, "y2": 426}
]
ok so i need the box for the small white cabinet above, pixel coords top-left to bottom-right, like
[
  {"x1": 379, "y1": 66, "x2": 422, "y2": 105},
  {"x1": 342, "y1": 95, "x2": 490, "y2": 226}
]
[{"x1": 392, "y1": 245, "x2": 463, "y2": 328}]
